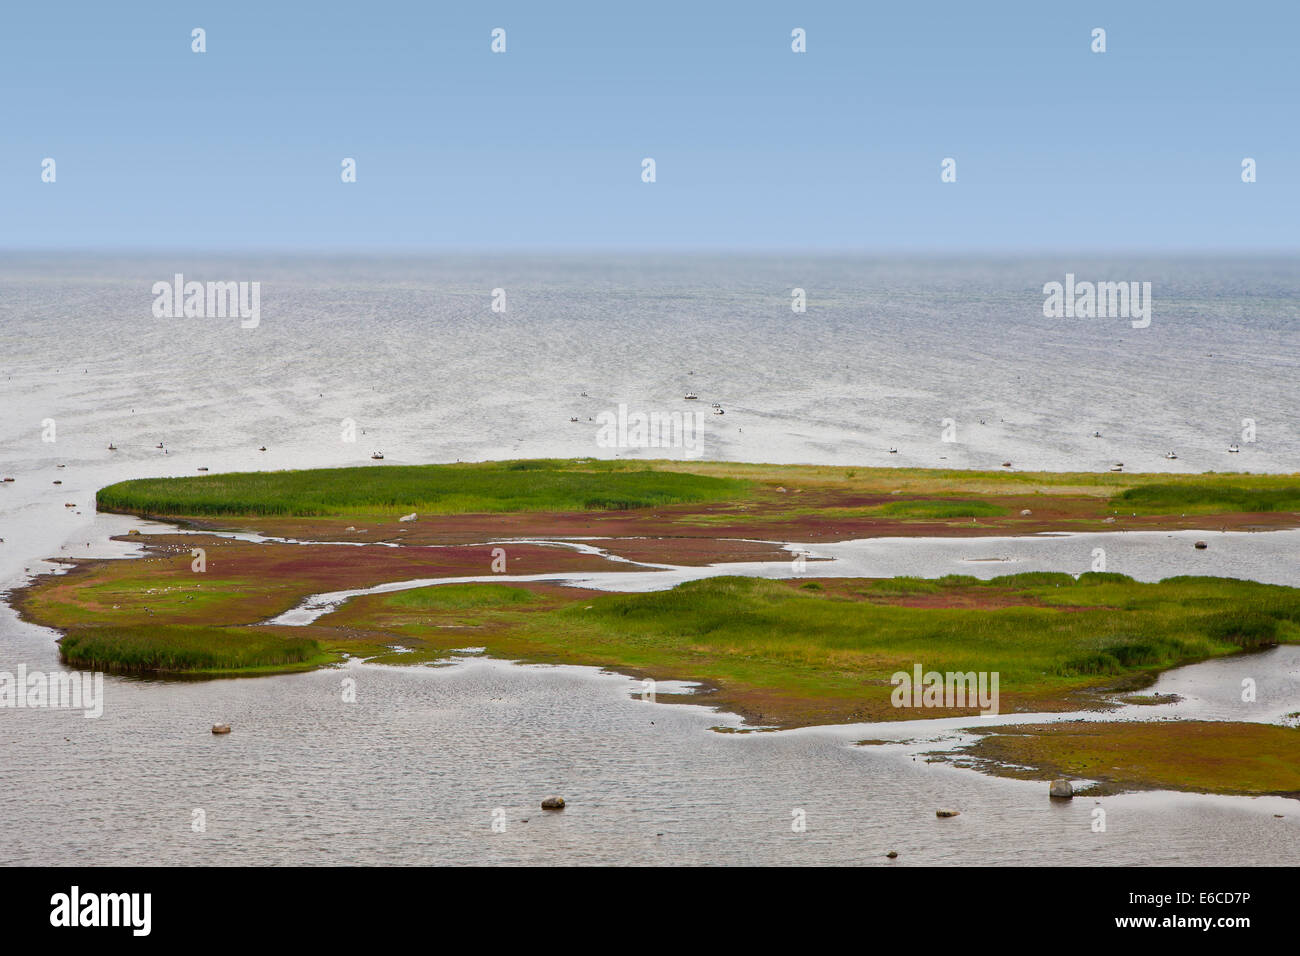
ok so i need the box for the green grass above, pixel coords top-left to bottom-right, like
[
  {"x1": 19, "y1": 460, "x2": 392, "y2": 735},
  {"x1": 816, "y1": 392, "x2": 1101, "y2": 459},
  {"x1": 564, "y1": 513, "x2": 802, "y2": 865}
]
[
  {"x1": 864, "y1": 577, "x2": 943, "y2": 595},
  {"x1": 544, "y1": 574, "x2": 1294, "y2": 686},
  {"x1": 867, "y1": 500, "x2": 1008, "y2": 519},
  {"x1": 96, "y1": 459, "x2": 751, "y2": 518},
  {"x1": 338, "y1": 572, "x2": 1300, "y2": 724},
  {"x1": 93, "y1": 458, "x2": 1300, "y2": 522},
  {"x1": 1115, "y1": 481, "x2": 1300, "y2": 514},
  {"x1": 960, "y1": 721, "x2": 1300, "y2": 796},
  {"x1": 682, "y1": 461, "x2": 1300, "y2": 497},
  {"x1": 383, "y1": 583, "x2": 543, "y2": 610},
  {"x1": 58, "y1": 625, "x2": 328, "y2": 674}
]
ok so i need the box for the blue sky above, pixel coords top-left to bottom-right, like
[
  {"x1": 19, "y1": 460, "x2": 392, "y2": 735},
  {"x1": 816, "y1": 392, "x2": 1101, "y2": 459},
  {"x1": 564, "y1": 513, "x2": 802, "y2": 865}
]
[{"x1": 1, "y1": 0, "x2": 1296, "y2": 252}]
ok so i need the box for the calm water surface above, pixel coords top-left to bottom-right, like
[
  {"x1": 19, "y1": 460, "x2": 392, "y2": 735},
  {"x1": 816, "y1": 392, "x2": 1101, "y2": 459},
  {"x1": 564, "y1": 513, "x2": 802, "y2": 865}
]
[{"x1": 2, "y1": 256, "x2": 1297, "y2": 865}]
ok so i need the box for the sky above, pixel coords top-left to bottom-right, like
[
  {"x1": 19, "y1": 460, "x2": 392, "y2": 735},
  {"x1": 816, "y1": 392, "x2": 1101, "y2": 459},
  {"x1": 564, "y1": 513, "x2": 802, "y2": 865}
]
[{"x1": 1, "y1": 0, "x2": 1296, "y2": 252}]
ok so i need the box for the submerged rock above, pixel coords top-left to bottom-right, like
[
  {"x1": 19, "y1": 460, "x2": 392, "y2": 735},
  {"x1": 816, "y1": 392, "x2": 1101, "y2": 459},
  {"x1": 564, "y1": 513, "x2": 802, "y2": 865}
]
[
  {"x1": 935, "y1": 809, "x2": 960, "y2": 818},
  {"x1": 541, "y1": 796, "x2": 565, "y2": 810},
  {"x1": 1050, "y1": 779, "x2": 1074, "y2": 799},
  {"x1": 1194, "y1": 541, "x2": 1208, "y2": 550},
  {"x1": 886, "y1": 850, "x2": 899, "y2": 859},
  {"x1": 211, "y1": 723, "x2": 231, "y2": 735}
]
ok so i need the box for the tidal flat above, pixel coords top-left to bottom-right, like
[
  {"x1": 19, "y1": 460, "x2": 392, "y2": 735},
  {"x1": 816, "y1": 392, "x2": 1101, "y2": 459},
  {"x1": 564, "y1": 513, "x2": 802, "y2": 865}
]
[{"x1": 14, "y1": 458, "x2": 1300, "y2": 797}]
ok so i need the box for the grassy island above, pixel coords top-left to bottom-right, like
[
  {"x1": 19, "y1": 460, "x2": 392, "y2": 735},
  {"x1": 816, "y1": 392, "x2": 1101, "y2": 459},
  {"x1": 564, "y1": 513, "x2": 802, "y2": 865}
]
[{"x1": 14, "y1": 458, "x2": 1300, "y2": 795}]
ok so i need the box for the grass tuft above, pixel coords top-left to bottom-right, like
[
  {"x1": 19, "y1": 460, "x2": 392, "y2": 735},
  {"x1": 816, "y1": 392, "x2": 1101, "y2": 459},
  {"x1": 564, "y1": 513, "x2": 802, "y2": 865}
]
[
  {"x1": 97, "y1": 460, "x2": 750, "y2": 518},
  {"x1": 59, "y1": 625, "x2": 325, "y2": 674},
  {"x1": 1115, "y1": 482, "x2": 1300, "y2": 514}
]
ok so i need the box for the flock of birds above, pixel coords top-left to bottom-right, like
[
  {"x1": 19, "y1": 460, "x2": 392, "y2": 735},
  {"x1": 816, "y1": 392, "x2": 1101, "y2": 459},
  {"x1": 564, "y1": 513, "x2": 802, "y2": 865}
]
[
  {"x1": 99, "y1": 440, "x2": 393, "y2": 464},
  {"x1": 562, "y1": 386, "x2": 1248, "y2": 469},
  {"x1": 9, "y1": 390, "x2": 1251, "y2": 486},
  {"x1": 101, "y1": 440, "x2": 274, "y2": 467},
  {"x1": 567, "y1": 388, "x2": 727, "y2": 425}
]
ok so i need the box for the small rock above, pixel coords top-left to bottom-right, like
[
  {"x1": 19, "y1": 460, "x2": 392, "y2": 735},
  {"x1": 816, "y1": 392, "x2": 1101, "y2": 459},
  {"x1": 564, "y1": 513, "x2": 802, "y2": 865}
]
[
  {"x1": 399, "y1": 512, "x2": 417, "y2": 522},
  {"x1": 1050, "y1": 779, "x2": 1074, "y2": 799},
  {"x1": 1020, "y1": 509, "x2": 1032, "y2": 516},
  {"x1": 1103, "y1": 516, "x2": 1116, "y2": 523},
  {"x1": 1194, "y1": 541, "x2": 1208, "y2": 550},
  {"x1": 885, "y1": 850, "x2": 898, "y2": 859},
  {"x1": 128, "y1": 529, "x2": 141, "y2": 535},
  {"x1": 936, "y1": 809, "x2": 960, "y2": 818},
  {"x1": 541, "y1": 796, "x2": 565, "y2": 810},
  {"x1": 211, "y1": 723, "x2": 231, "y2": 735}
]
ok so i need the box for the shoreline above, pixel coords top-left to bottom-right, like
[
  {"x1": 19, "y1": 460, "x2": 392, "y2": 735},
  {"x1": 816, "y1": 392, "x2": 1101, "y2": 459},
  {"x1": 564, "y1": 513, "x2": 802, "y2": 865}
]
[{"x1": 11, "y1": 458, "x2": 1300, "y2": 798}]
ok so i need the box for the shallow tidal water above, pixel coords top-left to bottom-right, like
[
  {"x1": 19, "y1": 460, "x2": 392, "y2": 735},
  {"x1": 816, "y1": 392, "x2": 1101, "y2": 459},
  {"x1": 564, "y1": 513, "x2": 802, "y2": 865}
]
[
  {"x1": 1, "y1": 255, "x2": 1298, "y2": 865},
  {"x1": 266, "y1": 527, "x2": 1300, "y2": 625},
  {"x1": 2, "y1": 608, "x2": 1297, "y2": 866}
]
